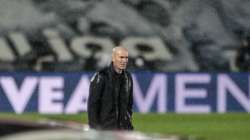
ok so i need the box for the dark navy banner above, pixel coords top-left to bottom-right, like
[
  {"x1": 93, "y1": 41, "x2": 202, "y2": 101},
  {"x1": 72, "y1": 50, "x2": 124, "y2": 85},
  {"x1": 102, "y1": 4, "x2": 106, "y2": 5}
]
[{"x1": 0, "y1": 72, "x2": 249, "y2": 114}]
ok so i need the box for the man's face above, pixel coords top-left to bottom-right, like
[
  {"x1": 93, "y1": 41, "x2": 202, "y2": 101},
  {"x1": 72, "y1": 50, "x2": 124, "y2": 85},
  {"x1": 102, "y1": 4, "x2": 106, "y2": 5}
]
[{"x1": 112, "y1": 49, "x2": 129, "y2": 71}]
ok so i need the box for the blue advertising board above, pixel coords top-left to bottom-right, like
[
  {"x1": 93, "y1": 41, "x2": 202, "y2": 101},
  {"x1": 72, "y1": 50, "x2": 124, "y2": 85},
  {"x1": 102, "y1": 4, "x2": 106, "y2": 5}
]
[{"x1": 0, "y1": 72, "x2": 249, "y2": 114}]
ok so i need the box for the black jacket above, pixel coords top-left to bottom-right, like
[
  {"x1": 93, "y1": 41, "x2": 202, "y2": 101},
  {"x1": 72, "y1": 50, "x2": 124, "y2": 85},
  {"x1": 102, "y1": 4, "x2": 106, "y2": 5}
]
[{"x1": 88, "y1": 64, "x2": 133, "y2": 130}]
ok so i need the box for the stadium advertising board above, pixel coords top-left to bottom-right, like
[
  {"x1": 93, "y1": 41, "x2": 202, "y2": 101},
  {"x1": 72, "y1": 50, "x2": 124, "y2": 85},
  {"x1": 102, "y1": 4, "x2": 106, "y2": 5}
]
[{"x1": 0, "y1": 72, "x2": 249, "y2": 114}]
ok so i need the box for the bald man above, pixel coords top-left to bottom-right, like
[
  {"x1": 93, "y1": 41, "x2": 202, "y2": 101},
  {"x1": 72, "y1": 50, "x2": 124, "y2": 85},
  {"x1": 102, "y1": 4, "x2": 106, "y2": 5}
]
[{"x1": 88, "y1": 46, "x2": 134, "y2": 130}]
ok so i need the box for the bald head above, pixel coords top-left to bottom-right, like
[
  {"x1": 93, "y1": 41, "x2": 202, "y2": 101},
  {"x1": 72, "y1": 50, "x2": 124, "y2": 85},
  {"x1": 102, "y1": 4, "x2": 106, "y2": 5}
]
[
  {"x1": 112, "y1": 46, "x2": 129, "y2": 73},
  {"x1": 112, "y1": 46, "x2": 128, "y2": 55}
]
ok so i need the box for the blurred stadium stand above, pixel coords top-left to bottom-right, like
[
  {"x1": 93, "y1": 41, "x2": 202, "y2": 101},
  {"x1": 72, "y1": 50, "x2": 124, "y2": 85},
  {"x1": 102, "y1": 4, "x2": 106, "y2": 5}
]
[{"x1": 0, "y1": 0, "x2": 250, "y2": 72}]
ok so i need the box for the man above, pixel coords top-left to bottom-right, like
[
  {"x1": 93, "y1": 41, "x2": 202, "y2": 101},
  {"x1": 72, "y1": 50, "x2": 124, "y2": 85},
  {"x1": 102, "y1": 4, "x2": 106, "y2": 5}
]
[{"x1": 88, "y1": 46, "x2": 134, "y2": 130}]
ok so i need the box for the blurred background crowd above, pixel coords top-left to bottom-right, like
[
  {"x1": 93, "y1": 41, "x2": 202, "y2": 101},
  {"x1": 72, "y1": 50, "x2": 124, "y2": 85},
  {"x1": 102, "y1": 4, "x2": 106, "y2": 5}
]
[{"x1": 0, "y1": 0, "x2": 250, "y2": 72}]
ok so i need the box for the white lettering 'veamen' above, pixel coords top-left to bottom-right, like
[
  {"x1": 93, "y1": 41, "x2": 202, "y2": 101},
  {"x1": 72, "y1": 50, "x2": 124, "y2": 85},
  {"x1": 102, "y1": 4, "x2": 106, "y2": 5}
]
[
  {"x1": 0, "y1": 77, "x2": 38, "y2": 114},
  {"x1": 1, "y1": 74, "x2": 250, "y2": 114},
  {"x1": 65, "y1": 76, "x2": 90, "y2": 114},
  {"x1": 175, "y1": 74, "x2": 211, "y2": 113},
  {"x1": 39, "y1": 77, "x2": 64, "y2": 114},
  {"x1": 133, "y1": 74, "x2": 167, "y2": 113},
  {"x1": 217, "y1": 74, "x2": 250, "y2": 113}
]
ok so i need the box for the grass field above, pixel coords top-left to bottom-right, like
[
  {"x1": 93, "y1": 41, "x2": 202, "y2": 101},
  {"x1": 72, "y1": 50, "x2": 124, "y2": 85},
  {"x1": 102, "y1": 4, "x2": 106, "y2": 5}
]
[{"x1": 0, "y1": 113, "x2": 250, "y2": 140}]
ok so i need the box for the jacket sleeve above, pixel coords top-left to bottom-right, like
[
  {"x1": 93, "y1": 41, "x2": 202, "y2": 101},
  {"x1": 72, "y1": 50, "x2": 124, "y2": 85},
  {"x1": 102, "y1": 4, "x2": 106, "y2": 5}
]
[
  {"x1": 88, "y1": 72, "x2": 104, "y2": 129},
  {"x1": 126, "y1": 73, "x2": 134, "y2": 130},
  {"x1": 127, "y1": 73, "x2": 133, "y2": 116}
]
